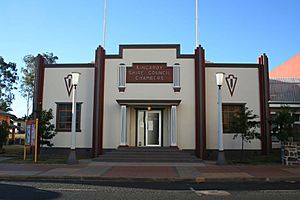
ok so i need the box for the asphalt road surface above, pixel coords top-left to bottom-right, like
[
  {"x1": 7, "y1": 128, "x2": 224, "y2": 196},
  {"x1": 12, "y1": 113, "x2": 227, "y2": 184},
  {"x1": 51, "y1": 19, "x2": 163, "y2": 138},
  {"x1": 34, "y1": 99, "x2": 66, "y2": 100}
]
[{"x1": 0, "y1": 180, "x2": 300, "y2": 200}]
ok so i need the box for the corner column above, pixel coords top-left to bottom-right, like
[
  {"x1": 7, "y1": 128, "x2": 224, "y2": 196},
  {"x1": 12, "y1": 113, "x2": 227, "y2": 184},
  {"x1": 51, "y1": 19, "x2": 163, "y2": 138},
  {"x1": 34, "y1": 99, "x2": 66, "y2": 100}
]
[
  {"x1": 92, "y1": 45, "x2": 105, "y2": 157},
  {"x1": 195, "y1": 45, "x2": 207, "y2": 159},
  {"x1": 171, "y1": 105, "x2": 177, "y2": 147},
  {"x1": 258, "y1": 54, "x2": 271, "y2": 155},
  {"x1": 120, "y1": 105, "x2": 128, "y2": 146},
  {"x1": 33, "y1": 55, "x2": 45, "y2": 120}
]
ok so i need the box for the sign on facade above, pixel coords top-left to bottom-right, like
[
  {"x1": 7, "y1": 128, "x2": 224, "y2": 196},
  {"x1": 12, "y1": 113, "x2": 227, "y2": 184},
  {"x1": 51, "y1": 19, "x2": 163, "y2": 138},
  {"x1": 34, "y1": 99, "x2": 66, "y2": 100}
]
[{"x1": 126, "y1": 63, "x2": 173, "y2": 83}]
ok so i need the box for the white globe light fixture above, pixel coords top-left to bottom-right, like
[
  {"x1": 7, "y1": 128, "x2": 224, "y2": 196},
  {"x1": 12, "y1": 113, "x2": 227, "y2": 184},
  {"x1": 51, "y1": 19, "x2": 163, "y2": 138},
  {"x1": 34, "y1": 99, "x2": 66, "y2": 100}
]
[{"x1": 216, "y1": 72, "x2": 225, "y2": 87}]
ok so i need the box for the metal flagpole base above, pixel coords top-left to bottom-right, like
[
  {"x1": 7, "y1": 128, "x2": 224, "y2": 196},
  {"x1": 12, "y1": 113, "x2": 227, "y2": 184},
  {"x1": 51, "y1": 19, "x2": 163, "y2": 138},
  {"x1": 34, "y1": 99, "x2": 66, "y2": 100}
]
[
  {"x1": 216, "y1": 150, "x2": 226, "y2": 165},
  {"x1": 67, "y1": 149, "x2": 78, "y2": 164}
]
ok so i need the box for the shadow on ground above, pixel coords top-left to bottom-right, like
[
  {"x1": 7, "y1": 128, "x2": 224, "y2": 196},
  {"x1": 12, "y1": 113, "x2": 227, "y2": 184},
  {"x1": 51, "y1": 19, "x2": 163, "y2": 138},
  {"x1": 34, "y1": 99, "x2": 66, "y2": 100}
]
[{"x1": 0, "y1": 183, "x2": 61, "y2": 200}]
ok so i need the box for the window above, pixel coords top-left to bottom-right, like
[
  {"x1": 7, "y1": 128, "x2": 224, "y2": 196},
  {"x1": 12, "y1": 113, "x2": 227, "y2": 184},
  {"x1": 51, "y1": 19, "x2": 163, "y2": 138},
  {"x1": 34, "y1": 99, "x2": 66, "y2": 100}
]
[
  {"x1": 222, "y1": 104, "x2": 244, "y2": 133},
  {"x1": 173, "y1": 63, "x2": 181, "y2": 92},
  {"x1": 56, "y1": 103, "x2": 82, "y2": 132},
  {"x1": 294, "y1": 113, "x2": 300, "y2": 124},
  {"x1": 118, "y1": 63, "x2": 126, "y2": 92}
]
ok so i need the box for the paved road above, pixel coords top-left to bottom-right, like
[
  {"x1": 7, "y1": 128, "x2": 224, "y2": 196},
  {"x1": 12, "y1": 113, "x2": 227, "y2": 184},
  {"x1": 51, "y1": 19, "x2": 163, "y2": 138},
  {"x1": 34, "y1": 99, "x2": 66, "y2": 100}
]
[{"x1": 1, "y1": 180, "x2": 300, "y2": 200}]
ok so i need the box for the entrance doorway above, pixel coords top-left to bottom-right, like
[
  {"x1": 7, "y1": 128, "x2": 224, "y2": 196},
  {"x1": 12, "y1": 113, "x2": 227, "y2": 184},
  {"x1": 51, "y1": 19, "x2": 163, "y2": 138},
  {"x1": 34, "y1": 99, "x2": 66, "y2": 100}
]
[{"x1": 137, "y1": 110, "x2": 161, "y2": 147}]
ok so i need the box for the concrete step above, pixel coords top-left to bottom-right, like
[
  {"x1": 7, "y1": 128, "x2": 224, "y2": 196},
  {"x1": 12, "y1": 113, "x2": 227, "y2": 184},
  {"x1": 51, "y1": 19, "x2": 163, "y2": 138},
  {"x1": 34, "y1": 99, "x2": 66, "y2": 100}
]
[
  {"x1": 94, "y1": 148, "x2": 201, "y2": 163},
  {"x1": 93, "y1": 157, "x2": 202, "y2": 163},
  {"x1": 98, "y1": 155, "x2": 197, "y2": 160},
  {"x1": 114, "y1": 147, "x2": 182, "y2": 152},
  {"x1": 103, "y1": 151, "x2": 194, "y2": 156}
]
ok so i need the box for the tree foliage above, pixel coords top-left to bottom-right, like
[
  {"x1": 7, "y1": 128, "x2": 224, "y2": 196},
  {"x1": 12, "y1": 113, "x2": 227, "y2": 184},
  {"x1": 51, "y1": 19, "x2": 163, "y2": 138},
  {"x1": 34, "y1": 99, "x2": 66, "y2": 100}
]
[
  {"x1": 39, "y1": 108, "x2": 57, "y2": 147},
  {"x1": 0, "y1": 56, "x2": 19, "y2": 111},
  {"x1": 20, "y1": 53, "x2": 58, "y2": 116},
  {"x1": 231, "y1": 106, "x2": 260, "y2": 160},
  {"x1": 0, "y1": 120, "x2": 10, "y2": 151},
  {"x1": 271, "y1": 108, "x2": 295, "y2": 142}
]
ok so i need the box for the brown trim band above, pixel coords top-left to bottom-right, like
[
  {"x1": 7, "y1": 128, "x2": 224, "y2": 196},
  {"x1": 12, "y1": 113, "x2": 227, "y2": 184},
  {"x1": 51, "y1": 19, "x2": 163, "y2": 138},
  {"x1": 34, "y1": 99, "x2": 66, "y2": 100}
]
[
  {"x1": 206, "y1": 63, "x2": 260, "y2": 68},
  {"x1": 116, "y1": 99, "x2": 181, "y2": 106},
  {"x1": 44, "y1": 64, "x2": 94, "y2": 68},
  {"x1": 106, "y1": 44, "x2": 195, "y2": 59}
]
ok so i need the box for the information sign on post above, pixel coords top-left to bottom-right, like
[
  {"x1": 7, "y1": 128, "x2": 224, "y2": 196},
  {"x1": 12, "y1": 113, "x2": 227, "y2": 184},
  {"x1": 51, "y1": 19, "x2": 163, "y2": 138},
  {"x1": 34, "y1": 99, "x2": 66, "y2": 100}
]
[
  {"x1": 23, "y1": 120, "x2": 39, "y2": 162},
  {"x1": 25, "y1": 125, "x2": 31, "y2": 146}
]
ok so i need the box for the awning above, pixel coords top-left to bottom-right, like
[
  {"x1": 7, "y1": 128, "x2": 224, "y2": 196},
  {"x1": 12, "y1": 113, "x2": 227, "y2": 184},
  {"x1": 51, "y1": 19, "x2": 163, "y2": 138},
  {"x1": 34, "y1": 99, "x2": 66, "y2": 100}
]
[{"x1": 116, "y1": 99, "x2": 181, "y2": 106}]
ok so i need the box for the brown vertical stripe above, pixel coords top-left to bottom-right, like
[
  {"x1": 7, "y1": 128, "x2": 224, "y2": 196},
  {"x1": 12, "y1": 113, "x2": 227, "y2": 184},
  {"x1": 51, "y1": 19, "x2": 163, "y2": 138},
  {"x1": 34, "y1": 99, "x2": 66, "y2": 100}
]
[
  {"x1": 195, "y1": 48, "x2": 200, "y2": 158},
  {"x1": 258, "y1": 54, "x2": 271, "y2": 155},
  {"x1": 99, "y1": 48, "x2": 106, "y2": 155},
  {"x1": 194, "y1": 46, "x2": 207, "y2": 159},
  {"x1": 92, "y1": 46, "x2": 105, "y2": 157},
  {"x1": 200, "y1": 47, "x2": 207, "y2": 160}
]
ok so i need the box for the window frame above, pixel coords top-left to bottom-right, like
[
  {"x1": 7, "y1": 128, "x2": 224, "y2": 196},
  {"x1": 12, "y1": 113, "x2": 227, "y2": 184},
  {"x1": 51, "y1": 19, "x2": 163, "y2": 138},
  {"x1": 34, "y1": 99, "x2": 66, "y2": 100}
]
[
  {"x1": 222, "y1": 103, "x2": 246, "y2": 134},
  {"x1": 293, "y1": 112, "x2": 300, "y2": 124},
  {"x1": 118, "y1": 63, "x2": 126, "y2": 92},
  {"x1": 55, "y1": 102, "x2": 82, "y2": 132},
  {"x1": 173, "y1": 63, "x2": 181, "y2": 92}
]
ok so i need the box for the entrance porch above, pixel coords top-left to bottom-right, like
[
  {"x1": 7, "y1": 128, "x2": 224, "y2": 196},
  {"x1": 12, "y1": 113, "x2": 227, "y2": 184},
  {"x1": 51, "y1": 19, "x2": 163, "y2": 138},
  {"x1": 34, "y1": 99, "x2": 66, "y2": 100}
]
[{"x1": 116, "y1": 99, "x2": 181, "y2": 148}]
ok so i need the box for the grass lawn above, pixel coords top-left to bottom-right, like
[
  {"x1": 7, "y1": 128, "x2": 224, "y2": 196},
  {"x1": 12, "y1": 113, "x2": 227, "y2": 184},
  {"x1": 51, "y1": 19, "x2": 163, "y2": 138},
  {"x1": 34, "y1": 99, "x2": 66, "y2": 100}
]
[
  {"x1": 228, "y1": 153, "x2": 282, "y2": 165},
  {"x1": 0, "y1": 144, "x2": 67, "y2": 164},
  {"x1": 0, "y1": 144, "x2": 25, "y2": 155}
]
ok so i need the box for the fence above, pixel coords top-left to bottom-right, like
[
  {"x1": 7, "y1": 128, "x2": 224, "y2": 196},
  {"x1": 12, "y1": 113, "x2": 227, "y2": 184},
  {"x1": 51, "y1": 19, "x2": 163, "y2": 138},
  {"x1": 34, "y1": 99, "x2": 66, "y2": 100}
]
[{"x1": 282, "y1": 142, "x2": 300, "y2": 165}]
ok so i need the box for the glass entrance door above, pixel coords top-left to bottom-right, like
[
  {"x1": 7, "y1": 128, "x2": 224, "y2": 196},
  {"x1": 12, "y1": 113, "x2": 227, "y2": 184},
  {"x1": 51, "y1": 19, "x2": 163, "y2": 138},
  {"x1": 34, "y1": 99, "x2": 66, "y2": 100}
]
[
  {"x1": 146, "y1": 111, "x2": 161, "y2": 146},
  {"x1": 137, "y1": 110, "x2": 161, "y2": 147}
]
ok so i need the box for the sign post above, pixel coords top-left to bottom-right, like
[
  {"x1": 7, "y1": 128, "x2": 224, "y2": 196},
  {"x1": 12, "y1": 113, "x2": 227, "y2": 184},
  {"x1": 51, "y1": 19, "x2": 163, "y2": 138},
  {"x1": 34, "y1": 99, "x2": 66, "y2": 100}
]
[
  {"x1": 23, "y1": 120, "x2": 27, "y2": 161},
  {"x1": 34, "y1": 118, "x2": 39, "y2": 163},
  {"x1": 23, "y1": 119, "x2": 39, "y2": 162}
]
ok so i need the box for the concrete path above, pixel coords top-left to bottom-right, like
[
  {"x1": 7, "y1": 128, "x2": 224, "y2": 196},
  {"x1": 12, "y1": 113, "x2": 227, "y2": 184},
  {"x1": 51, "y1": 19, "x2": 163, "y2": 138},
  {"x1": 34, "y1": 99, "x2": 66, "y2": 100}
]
[
  {"x1": 0, "y1": 160, "x2": 299, "y2": 182},
  {"x1": 0, "y1": 157, "x2": 14, "y2": 162}
]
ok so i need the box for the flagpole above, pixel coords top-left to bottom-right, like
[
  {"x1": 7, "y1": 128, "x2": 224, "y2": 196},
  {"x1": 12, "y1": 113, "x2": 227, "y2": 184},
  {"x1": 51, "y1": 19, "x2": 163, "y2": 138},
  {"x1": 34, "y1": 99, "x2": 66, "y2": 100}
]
[
  {"x1": 196, "y1": 0, "x2": 199, "y2": 47},
  {"x1": 102, "y1": 0, "x2": 107, "y2": 48}
]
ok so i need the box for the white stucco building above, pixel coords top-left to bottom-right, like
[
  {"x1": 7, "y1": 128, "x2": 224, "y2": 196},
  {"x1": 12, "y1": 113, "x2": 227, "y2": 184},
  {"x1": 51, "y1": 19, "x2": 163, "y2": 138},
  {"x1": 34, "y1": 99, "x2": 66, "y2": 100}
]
[{"x1": 33, "y1": 44, "x2": 271, "y2": 159}]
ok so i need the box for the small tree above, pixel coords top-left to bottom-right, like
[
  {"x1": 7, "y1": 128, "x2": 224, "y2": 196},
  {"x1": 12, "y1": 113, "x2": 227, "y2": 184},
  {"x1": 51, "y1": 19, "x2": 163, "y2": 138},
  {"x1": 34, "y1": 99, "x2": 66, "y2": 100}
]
[
  {"x1": 0, "y1": 120, "x2": 10, "y2": 153},
  {"x1": 271, "y1": 108, "x2": 295, "y2": 143},
  {"x1": 39, "y1": 109, "x2": 57, "y2": 148},
  {"x1": 231, "y1": 106, "x2": 260, "y2": 161},
  {"x1": 20, "y1": 53, "x2": 58, "y2": 118},
  {"x1": 0, "y1": 56, "x2": 19, "y2": 111}
]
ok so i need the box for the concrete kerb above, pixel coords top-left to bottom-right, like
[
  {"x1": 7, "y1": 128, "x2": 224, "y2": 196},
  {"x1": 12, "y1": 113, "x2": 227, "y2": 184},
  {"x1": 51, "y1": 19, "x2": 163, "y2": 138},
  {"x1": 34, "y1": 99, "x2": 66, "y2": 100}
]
[{"x1": 1, "y1": 175, "x2": 300, "y2": 183}]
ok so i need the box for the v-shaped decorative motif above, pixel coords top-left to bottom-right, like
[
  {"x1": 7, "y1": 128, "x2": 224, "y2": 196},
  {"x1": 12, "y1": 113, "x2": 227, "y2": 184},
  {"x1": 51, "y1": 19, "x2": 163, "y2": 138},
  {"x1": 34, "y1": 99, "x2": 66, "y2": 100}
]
[
  {"x1": 64, "y1": 74, "x2": 73, "y2": 97},
  {"x1": 225, "y1": 74, "x2": 238, "y2": 96}
]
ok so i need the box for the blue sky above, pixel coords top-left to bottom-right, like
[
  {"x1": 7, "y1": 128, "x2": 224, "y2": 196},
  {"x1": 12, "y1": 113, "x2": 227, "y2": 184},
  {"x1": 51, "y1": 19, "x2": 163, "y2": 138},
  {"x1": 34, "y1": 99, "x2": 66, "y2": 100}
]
[{"x1": 0, "y1": 0, "x2": 299, "y2": 117}]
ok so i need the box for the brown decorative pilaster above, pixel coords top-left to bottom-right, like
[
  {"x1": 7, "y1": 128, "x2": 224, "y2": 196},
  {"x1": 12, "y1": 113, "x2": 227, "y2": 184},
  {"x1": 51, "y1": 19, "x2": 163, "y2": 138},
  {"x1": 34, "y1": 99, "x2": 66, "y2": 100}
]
[
  {"x1": 92, "y1": 46, "x2": 105, "y2": 157},
  {"x1": 33, "y1": 55, "x2": 45, "y2": 120},
  {"x1": 258, "y1": 54, "x2": 271, "y2": 155},
  {"x1": 195, "y1": 46, "x2": 207, "y2": 159}
]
